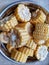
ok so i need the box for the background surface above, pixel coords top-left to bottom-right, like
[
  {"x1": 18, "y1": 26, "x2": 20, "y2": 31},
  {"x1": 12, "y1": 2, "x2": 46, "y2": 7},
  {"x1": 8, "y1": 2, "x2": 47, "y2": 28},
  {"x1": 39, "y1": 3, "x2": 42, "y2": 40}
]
[{"x1": 0, "y1": 0, "x2": 49, "y2": 65}]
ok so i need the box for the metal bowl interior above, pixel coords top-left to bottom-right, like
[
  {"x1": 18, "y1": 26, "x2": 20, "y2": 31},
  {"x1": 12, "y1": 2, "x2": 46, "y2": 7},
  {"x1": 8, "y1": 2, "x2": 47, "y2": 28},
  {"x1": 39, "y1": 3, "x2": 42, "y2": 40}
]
[{"x1": 0, "y1": 1, "x2": 49, "y2": 64}]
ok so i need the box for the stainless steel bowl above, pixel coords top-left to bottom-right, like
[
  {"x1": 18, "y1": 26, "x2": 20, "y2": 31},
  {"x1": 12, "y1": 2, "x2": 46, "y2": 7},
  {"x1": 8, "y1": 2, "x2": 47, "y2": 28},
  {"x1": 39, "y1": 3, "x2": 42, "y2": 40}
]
[{"x1": 0, "y1": 0, "x2": 49, "y2": 64}]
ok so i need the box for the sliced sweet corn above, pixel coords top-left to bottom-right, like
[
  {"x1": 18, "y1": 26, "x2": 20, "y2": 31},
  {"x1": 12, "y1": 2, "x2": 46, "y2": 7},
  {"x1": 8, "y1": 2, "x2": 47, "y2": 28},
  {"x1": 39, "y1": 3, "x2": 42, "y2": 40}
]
[
  {"x1": 30, "y1": 9, "x2": 46, "y2": 24},
  {"x1": 11, "y1": 49, "x2": 28, "y2": 63},
  {"x1": 1, "y1": 16, "x2": 18, "y2": 32},
  {"x1": 33, "y1": 23, "x2": 49, "y2": 40},
  {"x1": 14, "y1": 4, "x2": 31, "y2": 22},
  {"x1": 15, "y1": 26, "x2": 31, "y2": 47},
  {"x1": 18, "y1": 46, "x2": 34, "y2": 57},
  {"x1": 26, "y1": 39, "x2": 37, "y2": 50},
  {"x1": 35, "y1": 45, "x2": 48, "y2": 61}
]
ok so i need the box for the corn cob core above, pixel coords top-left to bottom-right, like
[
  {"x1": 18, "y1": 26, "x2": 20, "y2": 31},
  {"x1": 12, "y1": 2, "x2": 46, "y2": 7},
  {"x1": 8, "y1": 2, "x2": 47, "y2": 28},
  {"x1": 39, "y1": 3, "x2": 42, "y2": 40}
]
[
  {"x1": 11, "y1": 49, "x2": 28, "y2": 63},
  {"x1": 33, "y1": 23, "x2": 49, "y2": 41},
  {"x1": 14, "y1": 4, "x2": 31, "y2": 22},
  {"x1": 35, "y1": 45, "x2": 48, "y2": 61},
  {"x1": 18, "y1": 46, "x2": 34, "y2": 57},
  {"x1": 26, "y1": 39, "x2": 37, "y2": 50},
  {"x1": 1, "y1": 16, "x2": 18, "y2": 32},
  {"x1": 30, "y1": 9, "x2": 46, "y2": 24}
]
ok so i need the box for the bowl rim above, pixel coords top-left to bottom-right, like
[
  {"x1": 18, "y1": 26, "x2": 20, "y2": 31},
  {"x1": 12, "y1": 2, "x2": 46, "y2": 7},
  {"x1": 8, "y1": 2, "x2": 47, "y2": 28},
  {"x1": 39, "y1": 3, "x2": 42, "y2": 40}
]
[
  {"x1": 0, "y1": 0, "x2": 48, "y2": 64},
  {"x1": 0, "y1": 0, "x2": 48, "y2": 19}
]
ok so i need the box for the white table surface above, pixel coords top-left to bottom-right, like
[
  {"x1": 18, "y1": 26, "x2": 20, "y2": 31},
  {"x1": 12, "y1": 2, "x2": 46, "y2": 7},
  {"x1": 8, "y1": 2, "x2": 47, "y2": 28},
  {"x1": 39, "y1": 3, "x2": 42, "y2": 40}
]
[{"x1": 0, "y1": 0, "x2": 49, "y2": 65}]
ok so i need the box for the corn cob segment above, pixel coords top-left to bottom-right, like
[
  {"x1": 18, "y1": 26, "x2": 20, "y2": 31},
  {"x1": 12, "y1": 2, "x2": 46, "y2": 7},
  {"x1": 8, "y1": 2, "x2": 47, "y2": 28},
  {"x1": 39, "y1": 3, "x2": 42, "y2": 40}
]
[
  {"x1": 30, "y1": 9, "x2": 46, "y2": 24},
  {"x1": 1, "y1": 16, "x2": 18, "y2": 32},
  {"x1": 11, "y1": 49, "x2": 28, "y2": 63},
  {"x1": 14, "y1": 4, "x2": 31, "y2": 22},
  {"x1": 18, "y1": 46, "x2": 34, "y2": 57},
  {"x1": 17, "y1": 22, "x2": 33, "y2": 36},
  {"x1": 15, "y1": 26, "x2": 31, "y2": 47},
  {"x1": 33, "y1": 23, "x2": 49, "y2": 41},
  {"x1": 35, "y1": 45, "x2": 48, "y2": 61},
  {"x1": 26, "y1": 39, "x2": 37, "y2": 50}
]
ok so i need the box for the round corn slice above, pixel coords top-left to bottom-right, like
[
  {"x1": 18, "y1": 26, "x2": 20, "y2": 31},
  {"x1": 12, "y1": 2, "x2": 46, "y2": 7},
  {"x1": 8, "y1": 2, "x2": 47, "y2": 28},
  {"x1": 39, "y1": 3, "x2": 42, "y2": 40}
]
[
  {"x1": 6, "y1": 43, "x2": 14, "y2": 53},
  {"x1": 26, "y1": 39, "x2": 37, "y2": 50},
  {"x1": 11, "y1": 49, "x2": 28, "y2": 63},
  {"x1": 30, "y1": 9, "x2": 46, "y2": 24},
  {"x1": 0, "y1": 32, "x2": 9, "y2": 43},
  {"x1": 14, "y1": 4, "x2": 31, "y2": 22},
  {"x1": 1, "y1": 27, "x2": 31, "y2": 49},
  {"x1": 15, "y1": 26, "x2": 31, "y2": 47},
  {"x1": 33, "y1": 23, "x2": 49, "y2": 41},
  {"x1": 35, "y1": 45, "x2": 48, "y2": 61},
  {"x1": 18, "y1": 46, "x2": 34, "y2": 57},
  {"x1": 0, "y1": 15, "x2": 18, "y2": 32}
]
